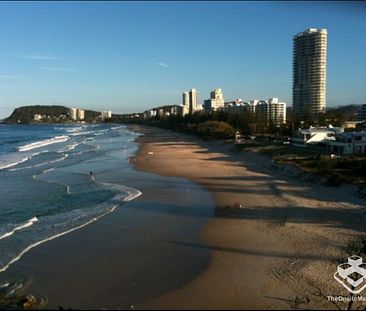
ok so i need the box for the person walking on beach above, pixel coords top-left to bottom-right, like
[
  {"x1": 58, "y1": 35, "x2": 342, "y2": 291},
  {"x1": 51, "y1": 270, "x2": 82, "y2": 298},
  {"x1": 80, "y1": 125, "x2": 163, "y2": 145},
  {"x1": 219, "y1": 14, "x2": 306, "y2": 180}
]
[{"x1": 90, "y1": 171, "x2": 95, "y2": 182}]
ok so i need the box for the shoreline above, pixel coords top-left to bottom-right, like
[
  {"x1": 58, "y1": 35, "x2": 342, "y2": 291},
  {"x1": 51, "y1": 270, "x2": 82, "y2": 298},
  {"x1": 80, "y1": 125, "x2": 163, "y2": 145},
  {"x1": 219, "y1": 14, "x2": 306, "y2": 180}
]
[
  {"x1": 1, "y1": 124, "x2": 214, "y2": 310},
  {"x1": 131, "y1": 124, "x2": 366, "y2": 310}
]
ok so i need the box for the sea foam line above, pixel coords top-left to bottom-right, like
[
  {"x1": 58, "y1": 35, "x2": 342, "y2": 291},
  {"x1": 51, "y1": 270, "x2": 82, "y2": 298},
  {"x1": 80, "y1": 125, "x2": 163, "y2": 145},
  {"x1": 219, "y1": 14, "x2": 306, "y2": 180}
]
[
  {"x1": 0, "y1": 157, "x2": 29, "y2": 170},
  {"x1": 0, "y1": 217, "x2": 39, "y2": 240},
  {"x1": 18, "y1": 136, "x2": 69, "y2": 152},
  {"x1": 8, "y1": 154, "x2": 68, "y2": 171},
  {"x1": 0, "y1": 205, "x2": 119, "y2": 273}
]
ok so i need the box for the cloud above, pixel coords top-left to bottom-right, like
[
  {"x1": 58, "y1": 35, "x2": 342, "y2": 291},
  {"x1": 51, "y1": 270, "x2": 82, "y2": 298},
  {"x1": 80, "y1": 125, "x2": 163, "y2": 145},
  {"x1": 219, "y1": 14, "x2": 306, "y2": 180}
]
[
  {"x1": 39, "y1": 66, "x2": 79, "y2": 72},
  {"x1": 6, "y1": 53, "x2": 64, "y2": 60},
  {"x1": 156, "y1": 62, "x2": 169, "y2": 68}
]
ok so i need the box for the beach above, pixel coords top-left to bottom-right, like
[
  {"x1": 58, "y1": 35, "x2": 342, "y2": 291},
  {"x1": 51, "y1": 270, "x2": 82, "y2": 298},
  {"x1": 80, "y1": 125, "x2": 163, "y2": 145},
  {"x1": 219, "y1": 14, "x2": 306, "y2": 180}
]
[
  {"x1": 131, "y1": 125, "x2": 366, "y2": 310},
  {"x1": 2, "y1": 123, "x2": 366, "y2": 310}
]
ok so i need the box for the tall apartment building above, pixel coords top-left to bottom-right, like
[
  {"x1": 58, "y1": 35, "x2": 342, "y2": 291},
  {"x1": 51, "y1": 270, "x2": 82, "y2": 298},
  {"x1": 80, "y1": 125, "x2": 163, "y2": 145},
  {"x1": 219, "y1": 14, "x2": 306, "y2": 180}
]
[
  {"x1": 204, "y1": 88, "x2": 225, "y2": 112},
  {"x1": 70, "y1": 108, "x2": 85, "y2": 121},
  {"x1": 189, "y1": 88, "x2": 198, "y2": 114},
  {"x1": 293, "y1": 28, "x2": 327, "y2": 119},
  {"x1": 101, "y1": 110, "x2": 112, "y2": 121},
  {"x1": 77, "y1": 109, "x2": 85, "y2": 121},
  {"x1": 70, "y1": 108, "x2": 78, "y2": 121},
  {"x1": 182, "y1": 88, "x2": 199, "y2": 115},
  {"x1": 182, "y1": 91, "x2": 190, "y2": 116}
]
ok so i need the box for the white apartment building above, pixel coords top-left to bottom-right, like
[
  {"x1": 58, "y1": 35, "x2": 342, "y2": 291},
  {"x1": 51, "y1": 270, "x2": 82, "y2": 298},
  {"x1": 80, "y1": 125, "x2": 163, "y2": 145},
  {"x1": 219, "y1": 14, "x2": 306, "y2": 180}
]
[
  {"x1": 101, "y1": 110, "x2": 112, "y2": 121},
  {"x1": 204, "y1": 88, "x2": 225, "y2": 112},
  {"x1": 293, "y1": 28, "x2": 327, "y2": 118},
  {"x1": 257, "y1": 98, "x2": 287, "y2": 125},
  {"x1": 70, "y1": 108, "x2": 78, "y2": 121},
  {"x1": 182, "y1": 88, "x2": 199, "y2": 116},
  {"x1": 77, "y1": 109, "x2": 85, "y2": 121}
]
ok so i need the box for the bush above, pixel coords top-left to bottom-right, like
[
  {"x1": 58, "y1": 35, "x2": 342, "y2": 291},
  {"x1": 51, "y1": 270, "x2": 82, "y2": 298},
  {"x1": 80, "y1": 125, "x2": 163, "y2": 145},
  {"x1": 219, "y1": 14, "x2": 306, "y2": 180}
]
[{"x1": 196, "y1": 121, "x2": 235, "y2": 139}]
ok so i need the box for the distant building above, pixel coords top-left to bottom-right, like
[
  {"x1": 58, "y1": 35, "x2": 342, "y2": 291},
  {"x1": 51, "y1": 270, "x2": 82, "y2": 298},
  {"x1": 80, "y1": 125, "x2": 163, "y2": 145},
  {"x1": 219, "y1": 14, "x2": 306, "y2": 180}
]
[
  {"x1": 293, "y1": 28, "x2": 327, "y2": 119},
  {"x1": 101, "y1": 110, "x2": 112, "y2": 121},
  {"x1": 70, "y1": 108, "x2": 78, "y2": 121},
  {"x1": 182, "y1": 88, "x2": 199, "y2": 116},
  {"x1": 144, "y1": 109, "x2": 157, "y2": 119},
  {"x1": 77, "y1": 109, "x2": 85, "y2": 121},
  {"x1": 70, "y1": 108, "x2": 85, "y2": 121},
  {"x1": 204, "y1": 88, "x2": 225, "y2": 112},
  {"x1": 256, "y1": 98, "x2": 287, "y2": 125},
  {"x1": 357, "y1": 104, "x2": 366, "y2": 121},
  {"x1": 189, "y1": 88, "x2": 199, "y2": 114},
  {"x1": 224, "y1": 100, "x2": 251, "y2": 114},
  {"x1": 33, "y1": 114, "x2": 42, "y2": 122},
  {"x1": 182, "y1": 91, "x2": 190, "y2": 116}
]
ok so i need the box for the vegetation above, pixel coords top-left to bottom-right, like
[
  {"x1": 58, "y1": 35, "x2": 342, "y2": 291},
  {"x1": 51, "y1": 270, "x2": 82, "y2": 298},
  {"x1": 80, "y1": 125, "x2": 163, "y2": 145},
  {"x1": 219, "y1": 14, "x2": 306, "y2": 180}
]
[{"x1": 2, "y1": 105, "x2": 101, "y2": 124}]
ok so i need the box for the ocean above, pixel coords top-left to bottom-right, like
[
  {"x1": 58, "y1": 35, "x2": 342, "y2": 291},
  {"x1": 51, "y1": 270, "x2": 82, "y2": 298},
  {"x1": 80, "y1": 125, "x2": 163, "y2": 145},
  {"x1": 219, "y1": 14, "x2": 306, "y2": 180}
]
[{"x1": 0, "y1": 123, "x2": 142, "y2": 293}]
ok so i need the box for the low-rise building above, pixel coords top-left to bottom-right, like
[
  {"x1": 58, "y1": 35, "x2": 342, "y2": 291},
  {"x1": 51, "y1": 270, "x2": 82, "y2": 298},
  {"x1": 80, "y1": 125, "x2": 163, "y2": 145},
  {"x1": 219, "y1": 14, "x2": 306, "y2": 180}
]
[
  {"x1": 292, "y1": 125, "x2": 344, "y2": 148},
  {"x1": 329, "y1": 132, "x2": 366, "y2": 154},
  {"x1": 292, "y1": 125, "x2": 366, "y2": 154},
  {"x1": 33, "y1": 114, "x2": 42, "y2": 122}
]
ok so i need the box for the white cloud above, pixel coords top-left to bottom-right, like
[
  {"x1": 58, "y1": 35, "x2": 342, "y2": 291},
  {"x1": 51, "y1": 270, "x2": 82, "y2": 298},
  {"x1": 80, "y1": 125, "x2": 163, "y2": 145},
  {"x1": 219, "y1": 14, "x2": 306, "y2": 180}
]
[
  {"x1": 156, "y1": 62, "x2": 169, "y2": 68},
  {"x1": 6, "y1": 53, "x2": 64, "y2": 60}
]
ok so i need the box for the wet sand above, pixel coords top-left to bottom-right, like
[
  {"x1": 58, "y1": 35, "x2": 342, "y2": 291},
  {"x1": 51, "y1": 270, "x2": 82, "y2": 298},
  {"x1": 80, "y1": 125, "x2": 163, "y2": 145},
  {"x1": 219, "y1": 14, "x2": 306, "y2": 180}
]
[{"x1": 132, "y1": 125, "x2": 366, "y2": 310}]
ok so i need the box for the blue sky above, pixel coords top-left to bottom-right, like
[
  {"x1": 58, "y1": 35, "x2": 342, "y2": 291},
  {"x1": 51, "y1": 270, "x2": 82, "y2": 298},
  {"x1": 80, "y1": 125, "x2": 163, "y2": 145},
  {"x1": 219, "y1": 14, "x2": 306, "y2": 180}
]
[{"x1": 0, "y1": 1, "x2": 366, "y2": 118}]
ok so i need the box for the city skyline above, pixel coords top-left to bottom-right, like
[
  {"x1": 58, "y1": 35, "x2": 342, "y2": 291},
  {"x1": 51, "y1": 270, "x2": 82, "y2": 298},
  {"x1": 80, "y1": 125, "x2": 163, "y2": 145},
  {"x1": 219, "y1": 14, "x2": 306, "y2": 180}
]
[{"x1": 1, "y1": 1, "x2": 366, "y2": 119}]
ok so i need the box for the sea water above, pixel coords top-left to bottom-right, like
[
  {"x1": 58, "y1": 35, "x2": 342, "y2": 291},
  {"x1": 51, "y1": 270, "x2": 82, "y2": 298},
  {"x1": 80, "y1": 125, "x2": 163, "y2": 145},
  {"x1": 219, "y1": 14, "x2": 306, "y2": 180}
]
[{"x1": 0, "y1": 123, "x2": 142, "y2": 291}]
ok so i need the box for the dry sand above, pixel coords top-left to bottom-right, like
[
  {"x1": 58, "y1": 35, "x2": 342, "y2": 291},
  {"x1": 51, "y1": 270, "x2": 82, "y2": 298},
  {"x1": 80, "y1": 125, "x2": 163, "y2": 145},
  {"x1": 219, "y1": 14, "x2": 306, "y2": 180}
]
[{"x1": 131, "y1": 125, "x2": 366, "y2": 310}]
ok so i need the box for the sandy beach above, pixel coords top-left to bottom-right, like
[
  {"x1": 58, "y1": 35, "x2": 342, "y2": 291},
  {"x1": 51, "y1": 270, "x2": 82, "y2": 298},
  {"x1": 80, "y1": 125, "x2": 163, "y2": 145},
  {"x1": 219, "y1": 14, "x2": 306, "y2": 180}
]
[{"x1": 132, "y1": 125, "x2": 366, "y2": 310}]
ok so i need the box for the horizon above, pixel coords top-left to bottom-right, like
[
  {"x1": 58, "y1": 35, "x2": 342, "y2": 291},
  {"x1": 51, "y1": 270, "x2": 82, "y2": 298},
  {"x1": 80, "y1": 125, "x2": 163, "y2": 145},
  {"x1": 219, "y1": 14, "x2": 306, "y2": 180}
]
[{"x1": 1, "y1": 1, "x2": 366, "y2": 119}]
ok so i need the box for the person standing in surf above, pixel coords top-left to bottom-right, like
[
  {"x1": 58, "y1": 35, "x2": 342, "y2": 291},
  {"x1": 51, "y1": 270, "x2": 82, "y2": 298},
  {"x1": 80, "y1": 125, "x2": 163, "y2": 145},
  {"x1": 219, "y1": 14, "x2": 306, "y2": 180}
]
[{"x1": 90, "y1": 171, "x2": 95, "y2": 182}]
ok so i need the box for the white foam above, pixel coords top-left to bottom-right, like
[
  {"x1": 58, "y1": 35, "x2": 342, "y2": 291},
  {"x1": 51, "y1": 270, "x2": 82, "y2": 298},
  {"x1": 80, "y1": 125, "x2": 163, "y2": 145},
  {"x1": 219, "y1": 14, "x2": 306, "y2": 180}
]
[
  {"x1": 0, "y1": 217, "x2": 39, "y2": 240},
  {"x1": 58, "y1": 142, "x2": 80, "y2": 153},
  {"x1": 111, "y1": 126, "x2": 124, "y2": 130},
  {"x1": 65, "y1": 127, "x2": 83, "y2": 133},
  {"x1": 0, "y1": 205, "x2": 118, "y2": 273},
  {"x1": 42, "y1": 167, "x2": 55, "y2": 174},
  {"x1": 99, "y1": 182, "x2": 142, "y2": 202},
  {"x1": 0, "y1": 157, "x2": 29, "y2": 170},
  {"x1": 18, "y1": 136, "x2": 69, "y2": 152},
  {"x1": 69, "y1": 131, "x2": 93, "y2": 136},
  {"x1": 9, "y1": 154, "x2": 68, "y2": 171}
]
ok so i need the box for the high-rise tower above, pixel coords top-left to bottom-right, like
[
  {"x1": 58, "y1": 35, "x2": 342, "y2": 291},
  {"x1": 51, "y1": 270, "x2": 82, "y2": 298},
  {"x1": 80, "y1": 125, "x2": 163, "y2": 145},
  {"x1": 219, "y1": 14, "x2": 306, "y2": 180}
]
[{"x1": 293, "y1": 28, "x2": 327, "y2": 119}]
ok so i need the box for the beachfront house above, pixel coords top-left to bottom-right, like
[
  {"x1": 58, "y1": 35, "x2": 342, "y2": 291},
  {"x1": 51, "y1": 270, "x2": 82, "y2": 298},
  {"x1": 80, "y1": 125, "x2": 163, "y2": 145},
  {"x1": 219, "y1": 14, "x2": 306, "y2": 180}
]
[
  {"x1": 292, "y1": 125, "x2": 343, "y2": 150},
  {"x1": 292, "y1": 125, "x2": 366, "y2": 154},
  {"x1": 329, "y1": 132, "x2": 366, "y2": 154}
]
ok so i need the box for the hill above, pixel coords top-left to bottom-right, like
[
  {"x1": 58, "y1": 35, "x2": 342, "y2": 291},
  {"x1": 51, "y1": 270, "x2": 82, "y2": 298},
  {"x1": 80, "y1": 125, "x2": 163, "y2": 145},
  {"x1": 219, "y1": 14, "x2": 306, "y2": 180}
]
[{"x1": 2, "y1": 105, "x2": 101, "y2": 124}]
